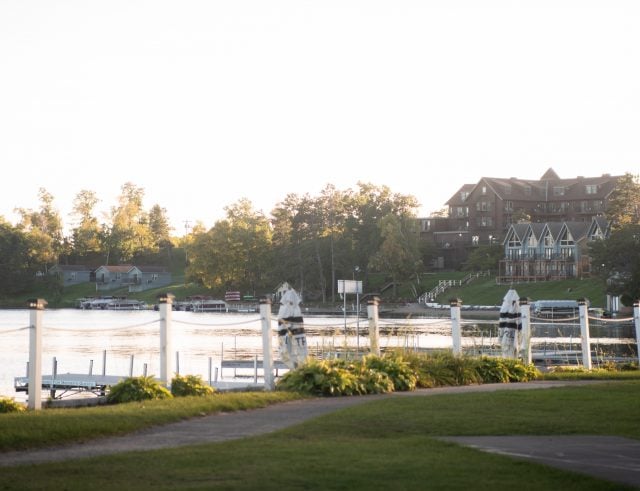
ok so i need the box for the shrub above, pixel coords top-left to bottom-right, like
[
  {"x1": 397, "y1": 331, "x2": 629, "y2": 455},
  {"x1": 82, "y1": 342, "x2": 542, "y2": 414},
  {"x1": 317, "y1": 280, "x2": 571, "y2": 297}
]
[
  {"x1": 0, "y1": 397, "x2": 26, "y2": 413},
  {"x1": 476, "y1": 356, "x2": 539, "y2": 383},
  {"x1": 171, "y1": 374, "x2": 215, "y2": 397},
  {"x1": 107, "y1": 376, "x2": 173, "y2": 404},
  {"x1": 362, "y1": 354, "x2": 417, "y2": 391},
  {"x1": 276, "y1": 359, "x2": 363, "y2": 396}
]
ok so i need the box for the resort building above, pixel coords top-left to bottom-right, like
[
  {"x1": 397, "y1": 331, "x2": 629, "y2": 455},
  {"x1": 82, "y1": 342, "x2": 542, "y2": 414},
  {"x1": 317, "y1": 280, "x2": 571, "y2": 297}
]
[{"x1": 418, "y1": 168, "x2": 622, "y2": 270}]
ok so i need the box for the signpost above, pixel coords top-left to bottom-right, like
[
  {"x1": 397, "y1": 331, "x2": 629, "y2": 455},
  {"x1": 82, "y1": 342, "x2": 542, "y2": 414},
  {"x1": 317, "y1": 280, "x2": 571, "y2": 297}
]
[{"x1": 337, "y1": 279, "x2": 363, "y2": 352}]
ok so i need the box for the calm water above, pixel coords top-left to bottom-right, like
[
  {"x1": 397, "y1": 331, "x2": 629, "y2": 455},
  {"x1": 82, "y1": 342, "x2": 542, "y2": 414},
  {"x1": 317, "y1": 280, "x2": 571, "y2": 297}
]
[
  {"x1": 1, "y1": 309, "x2": 636, "y2": 402},
  {"x1": 0, "y1": 309, "x2": 455, "y2": 401}
]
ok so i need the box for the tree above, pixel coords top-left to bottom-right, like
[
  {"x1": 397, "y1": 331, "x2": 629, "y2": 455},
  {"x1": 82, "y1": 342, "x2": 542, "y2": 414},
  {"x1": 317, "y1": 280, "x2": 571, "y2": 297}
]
[
  {"x1": 14, "y1": 188, "x2": 64, "y2": 272},
  {"x1": 368, "y1": 213, "x2": 422, "y2": 297},
  {"x1": 463, "y1": 245, "x2": 503, "y2": 272},
  {"x1": 187, "y1": 199, "x2": 272, "y2": 294},
  {"x1": 106, "y1": 183, "x2": 154, "y2": 263},
  {"x1": 0, "y1": 219, "x2": 36, "y2": 294},
  {"x1": 69, "y1": 189, "x2": 102, "y2": 262},
  {"x1": 589, "y1": 224, "x2": 640, "y2": 306},
  {"x1": 606, "y1": 172, "x2": 640, "y2": 230},
  {"x1": 148, "y1": 204, "x2": 174, "y2": 260}
]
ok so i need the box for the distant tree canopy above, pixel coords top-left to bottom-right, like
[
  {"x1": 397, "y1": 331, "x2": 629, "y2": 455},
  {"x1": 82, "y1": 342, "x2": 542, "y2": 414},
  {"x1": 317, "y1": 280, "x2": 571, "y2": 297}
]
[
  {"x1": 606, "y1": 172, "x2": 640, "y2": 230},
  {"x1": 589, "y1": 224, "x2": 640, "y2": 306},
  {"x1": 186, "y1": 182, "x2": 422, "y2": 299}
]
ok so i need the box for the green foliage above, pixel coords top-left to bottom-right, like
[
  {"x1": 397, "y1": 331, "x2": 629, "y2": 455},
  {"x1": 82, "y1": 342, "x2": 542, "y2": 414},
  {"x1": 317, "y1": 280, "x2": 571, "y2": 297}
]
[
  {"x1": 0, "y1": 397, "x2": 26, "y2": 413},
  {"x1": 475, "y1": 356, "x2": 539, "y2": 383},
  {"x1": 402, "y1": 351, "x2": 481, "y2": 387},
  {"x1": 276, "y1": 359, "x2": 362, "y2": 396},
  {"x1": 277, "y1": 352, "x2": 541, "y2": 396},
  {"x1": 362, "y1": 353, "x2": 417, "y2": 391},
  {"x1": 106, "y1": 376, "x2": 173, "y2": 404},
  {"x1": 170, "y1": 374, "x2": 215, "y2": 397}
]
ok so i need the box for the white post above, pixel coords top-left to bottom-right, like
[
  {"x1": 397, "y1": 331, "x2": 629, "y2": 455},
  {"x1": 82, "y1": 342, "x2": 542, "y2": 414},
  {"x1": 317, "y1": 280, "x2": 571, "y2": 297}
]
[
  {"x1": 28, "y1": 298, "x2": 46, "y2": 410},
  {"x1": 367, "y1": 296, "x2": 380, "y2": 356},
  {"x1": 158, "y1": 293, "x2": 174, "y2": 387},
  {"x1": 450, "y1": 298, "x2": 462, "y2": 356},
  {"x1": 634, "y1": 301, "x2": 640, "y2": 366},
  {"x1": 578, "y1": 298, "x2": 592, "y2": 370},
  {"x1": 519, "y1": 298, "x2": 532, "y2": 365},
  {"x1": 260, "y1": 298, "x2": 274, "y2": 390}
]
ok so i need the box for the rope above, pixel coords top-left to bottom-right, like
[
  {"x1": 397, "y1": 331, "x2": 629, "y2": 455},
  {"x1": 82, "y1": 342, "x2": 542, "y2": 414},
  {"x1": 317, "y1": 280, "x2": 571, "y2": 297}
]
[
  {"x1": 0, "y1": 326, "x2": 30, "y2": 334},
  {"x1": 43, "y1": 319, "x2": 160, "y2": 333},
  {"x1": 173, "y1": 317, "x2": 261, "y2": 327},
  {"x1": 588, "y1": 315, "x2": 634, "y2": 323}
]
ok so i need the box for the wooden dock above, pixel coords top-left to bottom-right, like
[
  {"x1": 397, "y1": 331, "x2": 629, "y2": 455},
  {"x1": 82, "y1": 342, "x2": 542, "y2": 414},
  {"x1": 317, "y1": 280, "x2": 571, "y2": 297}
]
[{"x1": 14, "y1": 374, "x2": 126, "y2": 398}]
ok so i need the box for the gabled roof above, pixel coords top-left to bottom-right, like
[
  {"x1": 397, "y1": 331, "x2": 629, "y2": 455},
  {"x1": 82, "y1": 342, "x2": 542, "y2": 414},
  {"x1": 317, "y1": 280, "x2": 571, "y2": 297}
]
[
  {"x1": 95, "y1": 265, "x2": 135, "y2": 273},
  {"x1": 443, "y1": 169, "x2": 623, "y2": 206},
  {"x1": 540, "y1": 168, "x2": 560, "y2": 180},
  {"x1": 562, "y1": 221, "x2": 591, "y2": 241},
  {"x1": 445, "y1": 184, "x2": 476, "y2": 206}
]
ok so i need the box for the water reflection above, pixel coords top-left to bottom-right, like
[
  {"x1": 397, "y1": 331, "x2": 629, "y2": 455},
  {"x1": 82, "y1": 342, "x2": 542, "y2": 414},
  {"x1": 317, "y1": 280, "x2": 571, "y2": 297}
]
[{"x1": 0, "y1": 308, "x2": 636, "y2": 401}]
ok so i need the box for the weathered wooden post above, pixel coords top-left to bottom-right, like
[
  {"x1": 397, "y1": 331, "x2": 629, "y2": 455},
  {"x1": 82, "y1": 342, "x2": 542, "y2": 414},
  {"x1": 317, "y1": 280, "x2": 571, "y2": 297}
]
[
  {"x1": 634, "y1": 301, "x2": 640, "y2": 366},
  {"x1": 158, "y1": 293, "x2": 174, "y2": 387},
  {"x1": 260, "y1": 297, "x2": 274, "y2": 390},
  {"x1": 367, "y1": 296, "x2": 380, "y2": 356},
  {"x1": 450, "y1": 298, "x2": 462, "y2": 356},
  {"x1": 519, "y1": 297, "x2": 532, "y2": 364},
  {"x1": 27, "y1": 298, "x2": 47, "y2": 411},
  {"x1": 578, "y1": 298, "x2": 592, "y2": 370}
]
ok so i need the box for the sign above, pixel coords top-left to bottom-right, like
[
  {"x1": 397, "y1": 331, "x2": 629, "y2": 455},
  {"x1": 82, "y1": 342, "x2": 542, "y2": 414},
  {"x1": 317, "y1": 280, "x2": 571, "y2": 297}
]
[{"x1": 337, "y1": 280, "x2": 362, "y2": 294}]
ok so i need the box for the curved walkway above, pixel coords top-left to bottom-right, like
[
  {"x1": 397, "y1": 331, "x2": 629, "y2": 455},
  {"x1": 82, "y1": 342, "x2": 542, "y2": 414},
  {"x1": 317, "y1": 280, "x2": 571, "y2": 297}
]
[{"x1": 1, "y1": 381, "x2": 639, "y2": 487}]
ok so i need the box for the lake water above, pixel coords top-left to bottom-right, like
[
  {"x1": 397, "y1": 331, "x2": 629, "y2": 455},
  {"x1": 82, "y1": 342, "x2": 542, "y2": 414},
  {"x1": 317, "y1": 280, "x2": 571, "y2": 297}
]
[{"x1": 1, "y1": 308, "x2": 636, "y2": 402}]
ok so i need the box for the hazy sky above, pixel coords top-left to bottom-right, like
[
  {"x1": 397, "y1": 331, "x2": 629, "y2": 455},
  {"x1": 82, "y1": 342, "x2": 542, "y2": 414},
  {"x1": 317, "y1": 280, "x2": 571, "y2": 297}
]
[{"x1": 1, "y1": 1, "x2": 638, "y2": 235}]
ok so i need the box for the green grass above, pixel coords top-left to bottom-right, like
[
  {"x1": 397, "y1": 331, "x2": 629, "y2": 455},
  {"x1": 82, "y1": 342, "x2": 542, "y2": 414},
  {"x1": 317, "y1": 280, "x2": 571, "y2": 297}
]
[
  {"x1": 0, "y1": 270, "x2": 610, "y2": 309},
  {"x1": 0, "y1": 391, "x2": 300, "y2": 452},
  {"x1": 436, "y1": 276, "x2": 607, "y2": 308},
  {"x1": 0, "y1": 382, "x2": 638, "y2": 490}
]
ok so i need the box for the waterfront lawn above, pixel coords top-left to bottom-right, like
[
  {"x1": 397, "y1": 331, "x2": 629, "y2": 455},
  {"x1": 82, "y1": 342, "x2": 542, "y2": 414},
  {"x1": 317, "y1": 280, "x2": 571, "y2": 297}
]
[
  {"x1": 0, "y1": 381, "x2": 638, "y2": 490},
  {"x1": 0, "y1": 391, "x2": 300, "y2": 452}
]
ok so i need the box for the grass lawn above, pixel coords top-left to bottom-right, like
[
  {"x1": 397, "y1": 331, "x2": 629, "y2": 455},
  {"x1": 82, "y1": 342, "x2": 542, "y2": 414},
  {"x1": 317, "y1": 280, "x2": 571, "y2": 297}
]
[{"x1": 1, "y1": 381, "x2": 638, "y2": 490}]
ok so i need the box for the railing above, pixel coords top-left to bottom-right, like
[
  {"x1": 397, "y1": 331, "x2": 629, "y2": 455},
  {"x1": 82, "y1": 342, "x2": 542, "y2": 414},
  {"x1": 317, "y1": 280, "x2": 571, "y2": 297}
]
[{"x1": 418, "y1": 271, "x2": 491, "y2": 304}]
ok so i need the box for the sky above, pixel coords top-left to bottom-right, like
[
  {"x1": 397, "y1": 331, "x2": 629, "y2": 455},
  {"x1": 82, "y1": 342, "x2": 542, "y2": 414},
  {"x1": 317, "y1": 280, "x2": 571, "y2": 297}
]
[{"x1": 1, "y1": 0, "x2": 639, "y2": 236}]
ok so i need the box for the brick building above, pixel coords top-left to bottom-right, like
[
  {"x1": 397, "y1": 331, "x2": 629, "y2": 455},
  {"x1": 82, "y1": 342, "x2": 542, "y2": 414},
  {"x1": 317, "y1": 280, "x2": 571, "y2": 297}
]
[{"x1": 418, "y1": 168, "x2": 622, "y2": 269}]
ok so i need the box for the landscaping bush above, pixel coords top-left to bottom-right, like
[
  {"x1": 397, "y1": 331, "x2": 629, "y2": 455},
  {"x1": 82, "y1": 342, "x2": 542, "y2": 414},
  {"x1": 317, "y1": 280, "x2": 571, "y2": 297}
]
[
  {"x1": 275, "y1": 359, "x2": 363, "y2": 396},
  {"x1": 0, "y1": 397, "x2": 26, "y2": 413},
  {"x1": 362, "y1": 354, "x2": 417, "y2": 391},
  {"x1": 475, "y1": 356, "x2": 539, "y2": 383},
  {"x1": 171, "y1": 374, "x2": 215, "y2": 397},
  {"x1": 107, "y1": 376, "x2": 173, "y2": 403}
]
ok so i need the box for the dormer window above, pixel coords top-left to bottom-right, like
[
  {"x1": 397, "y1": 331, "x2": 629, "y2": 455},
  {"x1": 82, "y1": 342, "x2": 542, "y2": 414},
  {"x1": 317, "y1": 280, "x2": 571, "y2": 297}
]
[
  {"x1": 585, "y1": 184, "x2": 598, "y2": 194},
  {"x1": 460, "y1": 191, "x2": 469, "y2": 201}
]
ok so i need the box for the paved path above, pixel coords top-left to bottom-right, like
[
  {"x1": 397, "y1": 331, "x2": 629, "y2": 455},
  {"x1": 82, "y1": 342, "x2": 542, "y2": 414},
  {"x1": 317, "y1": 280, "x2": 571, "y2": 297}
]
[{"x1": 1, "y1": 380, "x2": 638, "y2": 487}]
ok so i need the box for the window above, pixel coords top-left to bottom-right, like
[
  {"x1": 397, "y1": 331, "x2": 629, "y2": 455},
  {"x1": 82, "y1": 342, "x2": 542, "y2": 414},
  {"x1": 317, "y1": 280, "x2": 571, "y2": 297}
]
[
  {"x1": 454, "y1": 206, "x2": 468, "y2": 217},
  {"x1": 553, "y1": 186, "x2": 565, "y2": 196},
  {"x1": 422, "y1": 220, "x2": 431, "y2": 232},
  {"x1": 524, "y1": 186, "x2": 532, "y2": 196},
  {"x1": 460, "y1": 191, "x2": 469, "y2": 201},
  {"x1": 477, "y1": 216, "x2": 493, "y2": 227},
  {"x1": 481, "y1": 185, "x2": 487, "y2": 195},
  {"x1": 585, "y1": 184, "x2": 598, "y2": 194},
  {"x1": 504, "y1": 201, "x2": 513, "y2": 212},
  {"x1": 476, "y1": 201, "x2": 492, "y2": 212}
]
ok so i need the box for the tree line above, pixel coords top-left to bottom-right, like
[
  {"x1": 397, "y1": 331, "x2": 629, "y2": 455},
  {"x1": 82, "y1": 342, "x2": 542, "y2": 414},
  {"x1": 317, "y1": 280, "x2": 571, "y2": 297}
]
[
  {"x1": 1, "y1": 175, "x2": 638, "y2": 304},
  {"x1": 0, "y1": 182, "x2": 430, "y2": 300}
]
